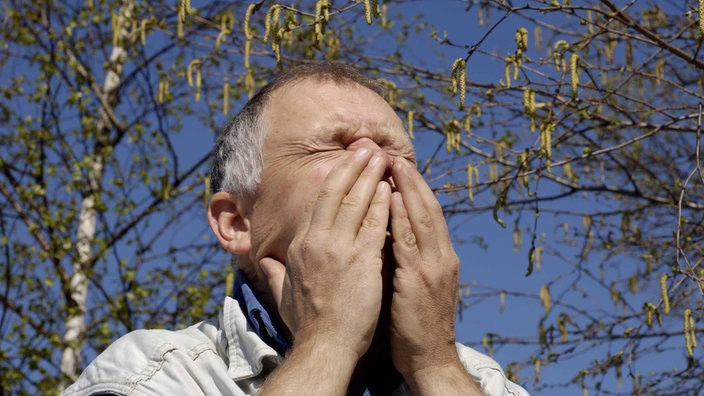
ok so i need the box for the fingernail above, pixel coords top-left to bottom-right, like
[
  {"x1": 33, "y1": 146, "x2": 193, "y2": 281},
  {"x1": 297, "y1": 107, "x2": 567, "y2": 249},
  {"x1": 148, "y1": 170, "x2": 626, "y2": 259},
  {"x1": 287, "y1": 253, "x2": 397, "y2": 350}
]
[
  {"x1": 354, "y1": 148, "x2": 370, "y2": 158},
  {"x1": 377, "y1": 181, "x2": 390, "y2": 193},
  {"x1": 370, "y1": 155, "x2": 383, "y2": 167}
]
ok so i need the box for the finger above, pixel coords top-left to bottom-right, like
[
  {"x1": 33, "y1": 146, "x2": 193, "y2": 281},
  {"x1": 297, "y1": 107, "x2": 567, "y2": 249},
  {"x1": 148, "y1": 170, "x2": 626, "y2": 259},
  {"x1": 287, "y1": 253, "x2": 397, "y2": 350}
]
[
  {"x1": 334, "y1": 153, "x2": 389, "y2": 233},
  {"x1": 391, "y1": 158, "x2": 447, "y2": 251},
  {"x1": 356, "y1": 181, "x2": 392, "y2": 251},
  {"x1": 390, "y1": 191, "x2": 419, "y2": 270},
  {"x1": 309, "y1": 148, "x2": 373, "y2": 230},
  {"x1": 259, "y1": 257, "x2": 287, "y2": 323}
]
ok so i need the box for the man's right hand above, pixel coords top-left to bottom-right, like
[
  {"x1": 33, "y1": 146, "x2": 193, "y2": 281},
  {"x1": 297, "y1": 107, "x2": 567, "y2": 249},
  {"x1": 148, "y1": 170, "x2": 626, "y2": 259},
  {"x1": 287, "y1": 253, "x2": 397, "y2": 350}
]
[{"x1": 258, "y1": 147, "x2": 391, "y2": 393}]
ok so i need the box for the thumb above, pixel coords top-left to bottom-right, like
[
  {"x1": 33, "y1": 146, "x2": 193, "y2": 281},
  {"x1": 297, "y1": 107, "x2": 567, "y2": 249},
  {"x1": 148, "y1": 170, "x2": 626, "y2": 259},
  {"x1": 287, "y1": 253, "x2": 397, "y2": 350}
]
[{"x1": 259, "y1": 257, "x2": 286, "y2": 308}]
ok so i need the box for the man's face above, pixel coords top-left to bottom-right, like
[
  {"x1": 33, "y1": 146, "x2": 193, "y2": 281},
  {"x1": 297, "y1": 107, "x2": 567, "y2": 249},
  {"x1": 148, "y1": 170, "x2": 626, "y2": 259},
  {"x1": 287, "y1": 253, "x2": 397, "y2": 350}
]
[{"x1": 243, "y1": 79, "x2": 415, "y2": 292}]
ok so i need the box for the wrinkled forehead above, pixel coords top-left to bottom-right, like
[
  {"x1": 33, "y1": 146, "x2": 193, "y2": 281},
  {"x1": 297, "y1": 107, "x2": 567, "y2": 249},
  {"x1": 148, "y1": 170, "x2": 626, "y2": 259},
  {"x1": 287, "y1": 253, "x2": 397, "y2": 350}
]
[{"x1": 262, "y1": 78, "x2": 409, "y2": 142}]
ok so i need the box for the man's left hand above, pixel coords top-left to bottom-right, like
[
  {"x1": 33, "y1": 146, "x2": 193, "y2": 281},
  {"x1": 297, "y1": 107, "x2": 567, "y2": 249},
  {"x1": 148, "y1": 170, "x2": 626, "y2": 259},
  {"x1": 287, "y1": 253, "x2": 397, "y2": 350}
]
[{"x1": 388, "y1": 157, "x2": 483, "y2": 395}]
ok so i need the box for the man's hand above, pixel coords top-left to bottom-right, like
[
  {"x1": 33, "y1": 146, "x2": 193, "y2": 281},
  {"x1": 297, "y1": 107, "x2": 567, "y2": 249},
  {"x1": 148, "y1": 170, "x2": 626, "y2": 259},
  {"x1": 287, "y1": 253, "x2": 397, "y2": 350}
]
[
  {"x1": 259, "y1": 147, "x2": 391, "y2": 394},
  {"x1": 389, "y1": 157, "x2": 483, "y2": 395}
]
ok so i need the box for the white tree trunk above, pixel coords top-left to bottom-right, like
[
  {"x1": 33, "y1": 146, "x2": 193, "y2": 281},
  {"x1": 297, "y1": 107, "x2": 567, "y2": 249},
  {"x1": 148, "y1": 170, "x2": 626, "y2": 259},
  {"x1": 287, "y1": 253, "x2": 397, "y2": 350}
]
[{"x1": 59, "y1": 1, "x2": 133, "y2": 391}]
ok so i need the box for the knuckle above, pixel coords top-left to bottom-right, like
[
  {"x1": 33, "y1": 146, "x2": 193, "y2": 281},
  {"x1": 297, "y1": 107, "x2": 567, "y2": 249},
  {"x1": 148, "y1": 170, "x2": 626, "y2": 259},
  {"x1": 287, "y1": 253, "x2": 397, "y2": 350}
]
[
  {"x1": 418, "y1": 212, "x2": 434, "y2": 229},
  {"x1": 361, "y1": 216, "x2": 382, "y2": 230},
  {"x1": 340, "y1": 194, "x2": 362, "y2": 209},
  {"x1": 400, "y1": 229, "x2": 417, "y2": 246},
  {"x1": 316, "y1": 186, "x2": 336, "y2": 200}
]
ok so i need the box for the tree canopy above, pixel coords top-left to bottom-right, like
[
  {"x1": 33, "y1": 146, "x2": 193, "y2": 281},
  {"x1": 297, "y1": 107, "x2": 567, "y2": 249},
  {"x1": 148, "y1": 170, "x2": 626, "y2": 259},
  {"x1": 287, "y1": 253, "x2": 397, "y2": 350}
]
[{"x1": 1, "y1": 0, "x2": 702, "y2": 394}]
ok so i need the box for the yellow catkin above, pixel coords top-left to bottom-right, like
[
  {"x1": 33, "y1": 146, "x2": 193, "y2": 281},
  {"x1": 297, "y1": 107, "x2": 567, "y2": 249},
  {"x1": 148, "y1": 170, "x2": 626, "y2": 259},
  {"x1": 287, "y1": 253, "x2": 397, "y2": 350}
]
[
  {"x1": 195, "y1": 65, "x2": 202, "y2": 102},
  {"x1": 660, "y1": 274, "x2": 670, "y2": 315},
  {"x1": 523, "y1": 88, "x2": 531, "y2": 114},
  {"x1": 535, "y1": 246, "x2": 543, "y2": 271},
  {"x1": 529, "y1": 91, "x2": 536, "y2": 133},
  {"x1": 500, "y1": 290, "x2": 506, "y2": 311},
  {"x1": 244, "y1": 3, "x2": 256, "y2": 40},
  {"x1": 140, "y1": 19, "x2": 149, "y2": 46},
  {"x1": 263, "y1": 5, "x2": 280, "y2": 42},
  {"x1": 158, "y1": 73, "x2": 169, "y2": 103},
  {"x1": 314, "y1": 0, "x2": 326, "y2": 43},
  {"x1": 515, "y1": 27, "x2": 528, "y2": 51},
  {"x1": 183, "y1": 0, "x2": 191, "y2": 19},
  {"x1": 539, "y1": 285, "x2": 551, "y2": 314},
  {"x1": 245, "y1": 70, "x2": 255, "y2": 99},
  {"x1": 655, "y1": 58, "x2": 665, "y2": 85},
  {"x1": 699, "y1": 0, "x2": 704, "y2": 37},
  {"x1": 690, "y1": 312, "x2": 697, "y2": 348},
  {"x1": 381, "y1": 4, "x2": 387, "y2": 27},
  {"x1": 534, "y1": 358, "x2": 541, "y2": 383},
  {"x1": 644, "y1": 303, "x2": 655, "y2": 328},
  {"x1": 684, "y1": 309, "x2": 695, "y2": 357},
  {"x1": 273, "y1": 29, "x2": 283, "y2": 63},
  {"x1": 111, "y1": 11, "x2": 120, "y2": 47},
  {"x1": 406, "y1": 111, "x2": 414, "y2": 139},
  {"x1": 363, "y1": 0, "x2": 372, "y2": 25},
  {"x1": 451, "y1": 58, "x2": 466, "y2": 109},
  {"x1": 244, "y1": 39, "x2": 251, "y2": 68},
  {"x1": 215, "y1": 30, "x2": 228, "y2": 51},
  {"x1": 570, "y1": 53, "x2": 579, "y2": 98},
  {"x1": 458, "y1": 62, "x2": 466, "y2": 109},
  {"x1": 158, "y1": 77, "x2": 164, "y2": 104},
  {"x1": 223, "y1": 79, "x2": 229, "y2": 115},
  {"x1": 203, "y1": 176, "x2": 211, "y2": 206},
  {"x1": 504, "y1": 61, "x2": 511, "y2": 88},
  {"x1": 539, "y1": 120, "x2": 553, "y2": 172},
  {"x1": 186, "y1": 59, "x2": 199, "y2": 87},
  {"x1": 371, "y1": 0, "x2": 380, "y2": 18},
  {"x1": 467, "y1": 162, "x2": 478, "y2": 202},
  {"x1": 553, "y1": 40, "x2": 567, "y2": 71}
]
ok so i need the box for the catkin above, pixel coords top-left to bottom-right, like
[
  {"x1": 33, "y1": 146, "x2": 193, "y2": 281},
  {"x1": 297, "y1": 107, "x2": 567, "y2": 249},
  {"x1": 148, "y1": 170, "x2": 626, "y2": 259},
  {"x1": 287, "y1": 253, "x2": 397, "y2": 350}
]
[
  {"x1": 195, "y1": 66, "x2": 202, "y2": 102},
  {"x1": 684, "y1": 309, "x2": 695, "y2": 357},
  {"x1": 504, "y1": 62, "x2": 511, "y2": 88},
  {"x1": 451, "y1": 58, "x2": 466, "y2": 109},
  {"x1": 466, "y1": 162, "x2": 478, "y2": 202},
  {"x1": 140, "y1": 19, "x2": 148, "y2": 46},
  {"x1": 363, "y1": 0, "x2": 372, "y2": 25},
  {"x1": 244, "y1": 3, "x2": 256, "y2": 40},
  {"x1": 570, "y1": 53, "x2": 579, "y2": 98},
  {"x1": 515, "y1": 27, "x2": 528, "y2": 51},
  {"x1": 263, "y1": 5, "x2": 280, "y2": 42},
  {"x1": 406, "y1": 111, "x2": 414, "y2": 139},
  {"x1": 158, "y1": 73, "x2": 169, "y2": 103},
  {"x1": 223, "y1": 79, "x2": 229, "y2": 115},
  {"x1": 244, "y1": 39, "x2": 251, "y2": 68},
  {"x1": 660, "y1": 274, "x2": 670, "y2": 314},
  {"x1": 540, "y1": 285, "x2": 551, "y2": 314},
  {"x1": 699, "y1": 0, "x2": 704, "y2": 37}
]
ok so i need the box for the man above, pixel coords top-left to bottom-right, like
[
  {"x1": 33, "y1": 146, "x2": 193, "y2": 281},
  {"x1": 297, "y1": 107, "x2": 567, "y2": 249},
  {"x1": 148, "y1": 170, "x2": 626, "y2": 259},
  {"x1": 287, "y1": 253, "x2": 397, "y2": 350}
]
[{"x1": 66, "y1": 62, "x2": 528, "y2": 395}]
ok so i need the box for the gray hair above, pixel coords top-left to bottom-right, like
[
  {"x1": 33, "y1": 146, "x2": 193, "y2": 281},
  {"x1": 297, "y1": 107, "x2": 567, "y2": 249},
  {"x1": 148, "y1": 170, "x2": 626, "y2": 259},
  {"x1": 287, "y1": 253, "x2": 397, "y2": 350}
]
[{"x1": 210, "y1": 61, "x2": 384, "y2": 197}]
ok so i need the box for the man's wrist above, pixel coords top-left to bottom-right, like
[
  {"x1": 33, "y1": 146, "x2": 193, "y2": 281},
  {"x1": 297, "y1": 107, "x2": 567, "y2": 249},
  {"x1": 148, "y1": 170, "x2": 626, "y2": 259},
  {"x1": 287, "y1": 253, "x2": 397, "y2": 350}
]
[
  {"x1": 402, "y1": 359, "x2": 484, "y2": 396},
  {"x1": 260, "y1": 329, "x2": 363, "y2": 395}
]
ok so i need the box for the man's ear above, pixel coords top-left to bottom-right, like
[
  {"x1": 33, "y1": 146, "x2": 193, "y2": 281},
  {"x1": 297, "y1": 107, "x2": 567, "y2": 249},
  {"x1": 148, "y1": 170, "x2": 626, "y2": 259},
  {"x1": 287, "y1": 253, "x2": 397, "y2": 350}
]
[{"x1": 208, "y1": 192, "x2": 251, "y2": 255}]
